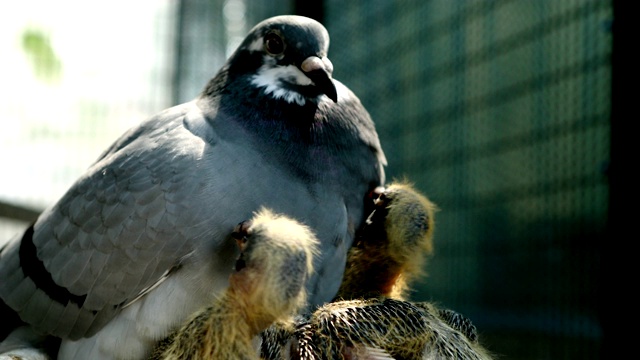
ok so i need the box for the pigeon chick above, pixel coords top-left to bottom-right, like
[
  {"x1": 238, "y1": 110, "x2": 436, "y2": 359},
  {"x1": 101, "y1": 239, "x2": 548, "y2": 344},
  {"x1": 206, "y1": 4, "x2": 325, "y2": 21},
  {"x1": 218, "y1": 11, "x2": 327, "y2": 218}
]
[
  {"x1": 261, "y1": 298, "x2": 493, "y2": 360},
  {"x1": 335, "y1": 181, "x2": 481, "y2": 342},
  {"x1": 336, "y1": 181, "x2": 437, "y2": 300},
  {"x1": 336, "y1": 181, "x2": 480, "y2": 343},
  {"x1": 299, "y1": 298, "x2": 493, "y2": 360},
  {"x1": 148, "y1": 208, "x2": 317, "y2": 360},
  {"x1": 0, "y1": 15, "x2": 386, "y2": 360},
  {"x1": 260, "y1": 182, "x2": 494, "y2": 359}
]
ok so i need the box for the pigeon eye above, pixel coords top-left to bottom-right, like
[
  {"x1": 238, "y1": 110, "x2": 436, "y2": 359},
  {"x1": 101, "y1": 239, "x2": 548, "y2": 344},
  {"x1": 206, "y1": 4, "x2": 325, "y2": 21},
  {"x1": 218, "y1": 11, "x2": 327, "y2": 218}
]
[{"x1": 264, "y1": 32, "x2": 285, "y2": 55}]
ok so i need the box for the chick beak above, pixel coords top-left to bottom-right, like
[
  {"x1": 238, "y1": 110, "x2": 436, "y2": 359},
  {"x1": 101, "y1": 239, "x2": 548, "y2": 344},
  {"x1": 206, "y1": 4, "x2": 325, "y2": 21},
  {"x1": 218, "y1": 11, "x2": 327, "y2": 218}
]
[{"x1": 301, "y1": 56, "x2": 338, "y2": 103}]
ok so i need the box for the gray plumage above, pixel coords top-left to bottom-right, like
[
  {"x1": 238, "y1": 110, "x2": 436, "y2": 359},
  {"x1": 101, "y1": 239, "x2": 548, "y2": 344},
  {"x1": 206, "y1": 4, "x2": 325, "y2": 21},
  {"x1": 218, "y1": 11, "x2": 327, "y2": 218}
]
[{"x1": 0, "y1": 15, "x2": 386, "y2": 360}]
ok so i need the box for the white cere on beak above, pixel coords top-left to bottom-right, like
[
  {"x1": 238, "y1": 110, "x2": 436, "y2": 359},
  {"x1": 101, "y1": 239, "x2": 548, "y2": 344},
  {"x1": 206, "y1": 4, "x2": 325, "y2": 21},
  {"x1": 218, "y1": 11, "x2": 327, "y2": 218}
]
[
  {"x1": 301, "y1": 57, "x2": 324, "y2": 72},
  {"x1": 301, "y1": 56, "x2": 333, "y2": 74}
]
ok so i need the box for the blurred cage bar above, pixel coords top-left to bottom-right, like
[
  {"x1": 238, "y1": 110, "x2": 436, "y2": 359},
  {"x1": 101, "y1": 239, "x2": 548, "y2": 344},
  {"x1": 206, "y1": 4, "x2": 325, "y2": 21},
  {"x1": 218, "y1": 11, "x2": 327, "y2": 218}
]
[{"x1": 0, "y1": 0, "x2": 612, "y2": 359}]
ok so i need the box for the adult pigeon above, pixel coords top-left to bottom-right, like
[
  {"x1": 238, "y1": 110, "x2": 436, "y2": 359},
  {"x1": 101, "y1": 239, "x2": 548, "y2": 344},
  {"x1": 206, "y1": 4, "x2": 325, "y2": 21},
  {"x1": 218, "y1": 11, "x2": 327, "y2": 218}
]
[{"x1": 0, "y1": 15, "x2": 386, "y2": 360}]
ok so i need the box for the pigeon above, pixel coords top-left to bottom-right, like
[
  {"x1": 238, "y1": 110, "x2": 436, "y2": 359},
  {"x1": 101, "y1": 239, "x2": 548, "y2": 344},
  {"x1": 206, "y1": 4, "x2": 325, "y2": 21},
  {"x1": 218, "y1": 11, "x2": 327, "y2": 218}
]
[
  {"x1": 0, "y1": 15, "x2": 386, "y2": 360},
  {"x1": 148, "y1": 208, "x2": 317, "y2": 360}
]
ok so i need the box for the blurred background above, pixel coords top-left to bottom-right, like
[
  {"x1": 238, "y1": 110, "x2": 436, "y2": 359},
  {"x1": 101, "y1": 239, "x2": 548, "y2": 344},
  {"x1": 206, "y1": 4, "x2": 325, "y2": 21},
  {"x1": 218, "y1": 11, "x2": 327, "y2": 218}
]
[{"x1": 1, "y1": 0, "x2": 617, "y2": 359}]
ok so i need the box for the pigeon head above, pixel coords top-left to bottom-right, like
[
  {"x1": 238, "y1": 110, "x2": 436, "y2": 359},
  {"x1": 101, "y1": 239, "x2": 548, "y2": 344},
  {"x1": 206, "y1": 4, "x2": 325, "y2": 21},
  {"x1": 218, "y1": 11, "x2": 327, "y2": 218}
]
[{"x1": 224, "y1": 15, "x2": 338, "y2": 105}]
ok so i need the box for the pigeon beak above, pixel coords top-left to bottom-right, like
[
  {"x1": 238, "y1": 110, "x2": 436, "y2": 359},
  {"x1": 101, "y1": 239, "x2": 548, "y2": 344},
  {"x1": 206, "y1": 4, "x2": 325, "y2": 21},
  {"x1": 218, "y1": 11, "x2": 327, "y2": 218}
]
[{"x1": 301, "y1": 56, "x2": 338, "y2": 103}]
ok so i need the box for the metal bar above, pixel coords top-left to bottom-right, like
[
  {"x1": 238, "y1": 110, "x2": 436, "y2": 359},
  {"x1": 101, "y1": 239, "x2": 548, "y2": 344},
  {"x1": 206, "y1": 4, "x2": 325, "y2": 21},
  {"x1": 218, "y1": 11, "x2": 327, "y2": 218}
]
[{"x1": 0, "y1": 200, "x2": 40, "y2": 223}]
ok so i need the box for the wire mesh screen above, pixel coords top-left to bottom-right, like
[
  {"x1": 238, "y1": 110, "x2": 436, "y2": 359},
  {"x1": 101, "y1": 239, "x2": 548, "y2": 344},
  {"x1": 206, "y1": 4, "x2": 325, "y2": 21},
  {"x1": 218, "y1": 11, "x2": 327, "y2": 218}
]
[
  {"x1": 324, "y1": 0, "x2": 610, "y2": 359},
  {"x1": 172, "y1": 0, "x2": 292, "y2": 103}
]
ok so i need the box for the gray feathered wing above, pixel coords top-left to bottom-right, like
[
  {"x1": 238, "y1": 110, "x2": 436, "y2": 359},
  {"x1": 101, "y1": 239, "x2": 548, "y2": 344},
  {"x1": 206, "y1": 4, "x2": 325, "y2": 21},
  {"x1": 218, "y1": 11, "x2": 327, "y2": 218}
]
[{"x1": 0, "y1": 102, "x2": 223, "y2": 340}]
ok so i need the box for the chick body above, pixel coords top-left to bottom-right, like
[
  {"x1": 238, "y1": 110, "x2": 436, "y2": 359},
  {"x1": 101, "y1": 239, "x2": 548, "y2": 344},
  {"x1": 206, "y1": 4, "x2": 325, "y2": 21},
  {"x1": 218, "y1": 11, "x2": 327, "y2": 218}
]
[{"x1": 150, "y1": 208, "x2": 317, "y2": 360}]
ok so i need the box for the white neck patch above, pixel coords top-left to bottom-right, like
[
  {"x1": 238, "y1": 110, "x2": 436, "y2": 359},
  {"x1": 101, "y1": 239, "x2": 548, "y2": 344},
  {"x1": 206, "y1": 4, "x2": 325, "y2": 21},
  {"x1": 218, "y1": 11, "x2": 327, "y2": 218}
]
[{"x1": 251, "y1": 63, "x2": 314, "y2": 106}]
